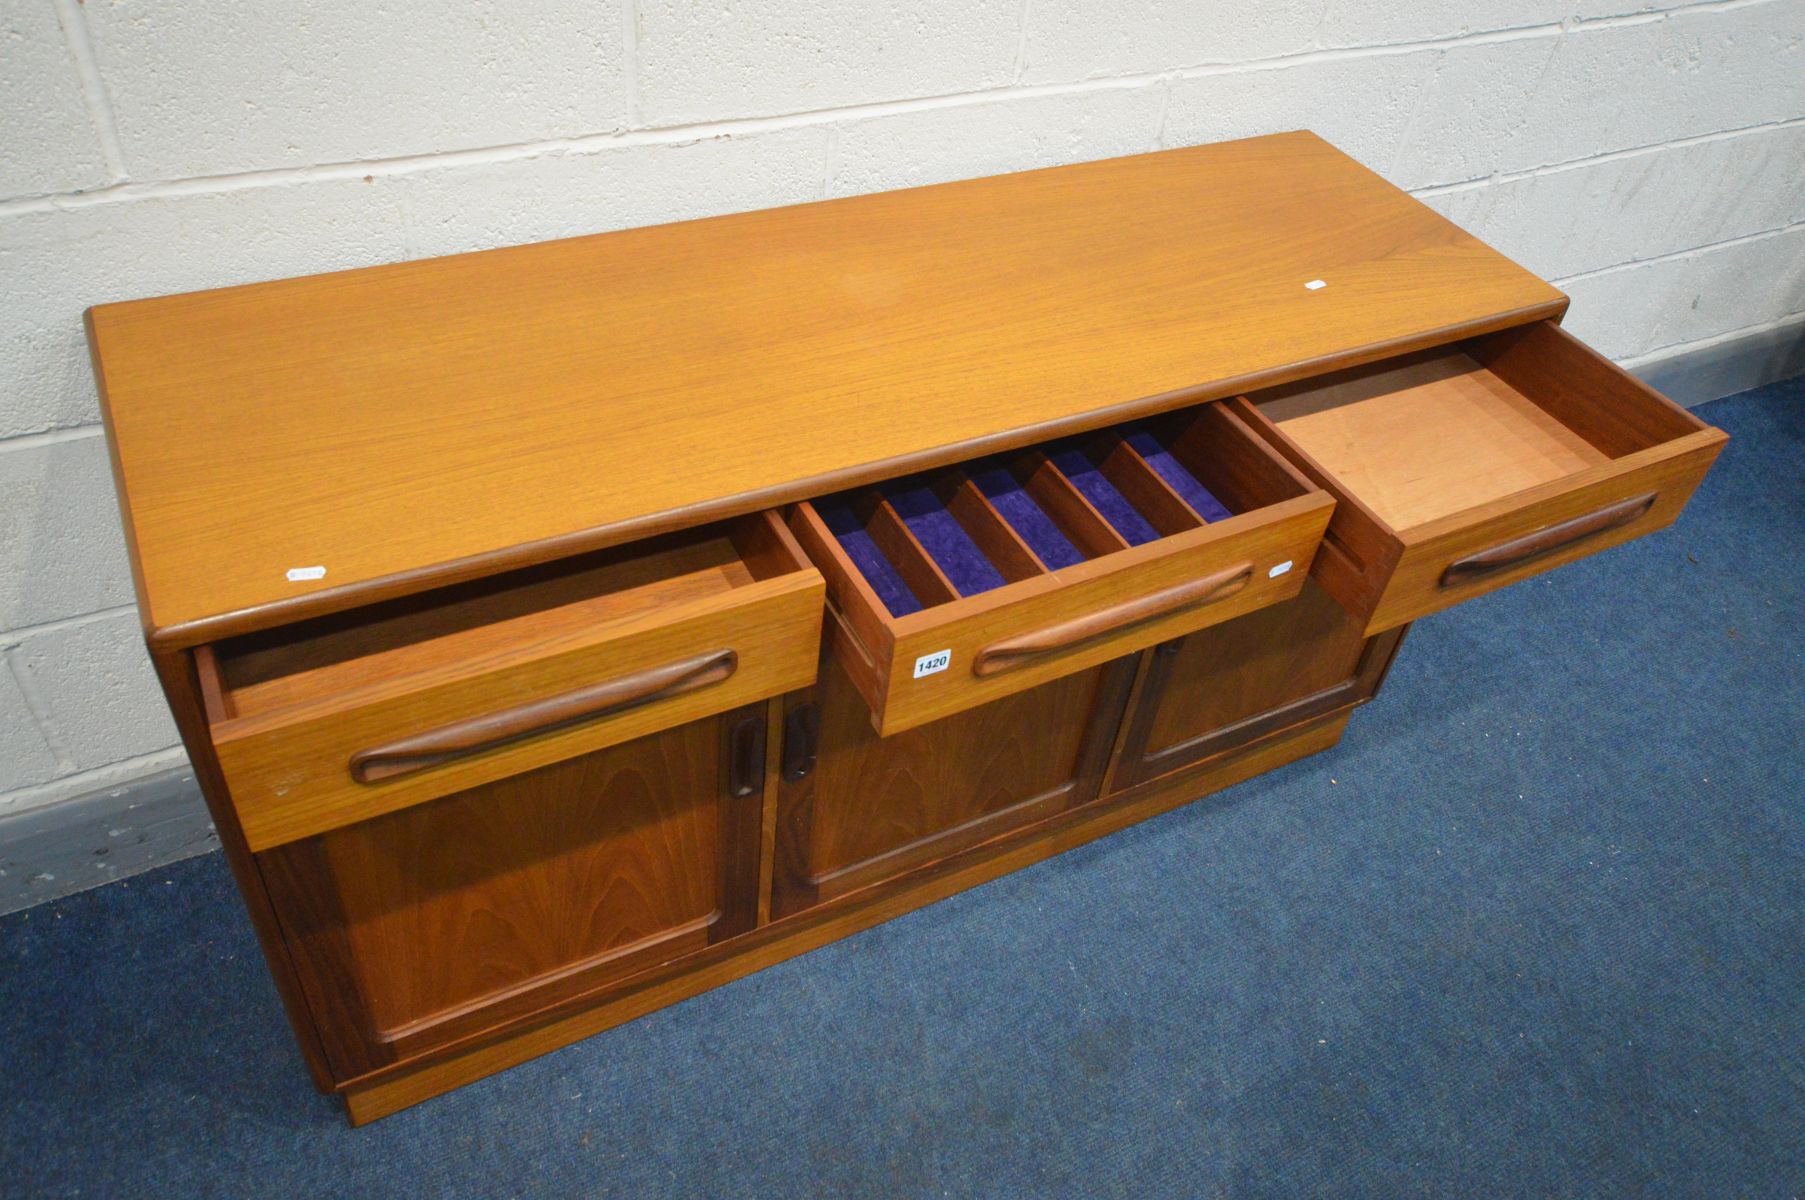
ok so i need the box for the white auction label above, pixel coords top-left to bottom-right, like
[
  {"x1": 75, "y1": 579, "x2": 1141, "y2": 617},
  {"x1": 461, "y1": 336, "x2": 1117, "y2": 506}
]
[
  {"x1": 913, "y1": 649, "x2": 952, "y2": 678},
  {"x1": 1268, "y1": 560, "x2": 1294, "y2": 578},
  {"x1": 285, "y1": 565, "x2": 327, "y2": 582}
]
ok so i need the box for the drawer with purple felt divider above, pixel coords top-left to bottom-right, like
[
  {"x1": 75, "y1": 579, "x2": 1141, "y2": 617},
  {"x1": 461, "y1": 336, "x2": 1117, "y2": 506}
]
[
  {"x1": 787, "y1": 397, "x2": 1331, "y2": 734},
  {"x1": 880, "y1": 480, "x2": 1009, "y2": 597},
  {"x1": 967, "y1": 463, "x2": 1086, "y2": 569},
  {"x1": 1120, "y1": 425, "x2": 1234, "y2": 523},
  {"x1": 1044, "y1": 443, "x2": 1165, "y2": 546},
  {"x1": 806, "y1": 418, "x2": 1261, "y2": 621},
  {"x1": 814, "y1": 496, "x2": 924, "y2": 617}
]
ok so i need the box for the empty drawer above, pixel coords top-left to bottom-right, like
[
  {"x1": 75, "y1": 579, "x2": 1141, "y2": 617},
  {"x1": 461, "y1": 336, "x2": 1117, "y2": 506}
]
[
  {"x1": 790, "y1": 402, "x2": 1333, "y2": 734},
  {"x1": 1233, "y1": 320, "x2": 1727, "y2": 635},
  {"x1": 200, "y1": 512, "x2": 823, "y2": 849}
]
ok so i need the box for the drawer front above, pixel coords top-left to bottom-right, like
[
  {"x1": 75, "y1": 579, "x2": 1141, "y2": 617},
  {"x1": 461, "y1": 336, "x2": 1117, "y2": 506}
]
[
  {"x1": 1236, "y1": 321, "x2": 1728, "y2": 635},
  {"x1": 207, "y1": 516, "x2": 822, "y2": 849},
  {"x1": 790, "y1": 404, "x2": 1333, "y2": 735},
  {"x1": 1372, "y1": 436, "x2": 1721, "y2": 631}
]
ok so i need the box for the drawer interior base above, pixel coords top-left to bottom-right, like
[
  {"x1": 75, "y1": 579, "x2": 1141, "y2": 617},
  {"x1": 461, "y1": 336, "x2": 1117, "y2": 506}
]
[{"x1": 1256, "y1": 349, "x2": 1610, "y2": 533}]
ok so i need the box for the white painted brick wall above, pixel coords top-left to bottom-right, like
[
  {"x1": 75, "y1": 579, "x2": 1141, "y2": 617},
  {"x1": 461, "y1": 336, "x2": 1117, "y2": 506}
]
[
  {"x1": 1163, "y1": 49, "x2": 1443, "y2": 173},
  {"x1": 1, "y1": 0, "x2": 1801, "y2": 848},
  {"x1": 1423, "y1": 123, "x2": 1805, "y2": 280},
  {"x1": 1019, "y1": 0, "x2": 1326, "y2": 82},
  {"x1": 637, "y1": 0, "x2": 1021, "y2": 124},
  {"x1": 0, "y1": 0, "x2": 110, "y2": 197},
  {"x1": 8, "y1": 610, "x2": 177, "y2": 773},
  {"x1": 1562, "y1": 223, "x2": 1805, "y2": 359},
  {"x1": 826, "y1": 86, "x2": 1167, "y2": 196},
  {"x1": 0, "y1": 664, "x2": 59, "y2": 793},
  {"x1": 0, "y1": 433, "x2": 134, "y2": 629},
  {"x1": 80, "y1": 1, "x2": 630, "y2": 178},
  {"x1": 394, "y1": 127, "x2": 831, "y2": 259}
]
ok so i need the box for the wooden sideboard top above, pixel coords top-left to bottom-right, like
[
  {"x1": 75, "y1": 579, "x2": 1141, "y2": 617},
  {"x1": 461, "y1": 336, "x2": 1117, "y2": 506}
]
[{"x1": 87, "y1": 130, "x2": 1565, "y2": 647}]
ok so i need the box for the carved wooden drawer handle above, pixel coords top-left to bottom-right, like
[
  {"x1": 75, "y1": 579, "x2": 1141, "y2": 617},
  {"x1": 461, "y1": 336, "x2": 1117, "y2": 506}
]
[
  {"x1": 1440, "y1": 493, "x2": 1657, "y2": 589},
  {"x1": 350, "y1": 649, "x2": 738, "y2": 784},
  {"x1": 972, "y1": 564, "x2": 1253, "y2": 679}
]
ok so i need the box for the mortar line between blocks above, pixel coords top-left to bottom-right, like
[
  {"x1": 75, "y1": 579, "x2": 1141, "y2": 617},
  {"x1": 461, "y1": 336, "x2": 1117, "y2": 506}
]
[
  {"x1": 820, "y1": 124, "x2": 841, "y2": 198},
  {"x1": 1, "y1": 605, "x2": 141, "y2": 645},
  {"x1": 1012, "y1": 0, "x2": 1034, "y2": 84},
  {"x1": 50, "y1": 0, "x2": 128, "y2": 183},
  {"x1": 1551, "y1": 219, "x2": 1805, "y2": 286},
  {"x1": 1151, "y1": 76, "x2": 1175, "y2": 151},
  {"x1": 0, "y1": 425, "x2": 105, "y2": 454},
  {"x1": 621, "y1": 0, "x2": 642, "y2": 129},
  {"x1": 1412, "y1": 116, "x2": 1805, "y2": 197},
  {"x1": 1618, "y1": 309, "x2": 1805, "y2": 369},
  {"x1": 0, "y1": 72, "x2": 1151, "y2": 216},
  {"x1": 1, "y1": 646, "x2": 78, "y2": 776}
]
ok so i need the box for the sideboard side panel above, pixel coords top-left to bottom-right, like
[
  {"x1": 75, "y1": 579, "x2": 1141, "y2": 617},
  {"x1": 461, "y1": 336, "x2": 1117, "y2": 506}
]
[{"x1": 146, "y1": 645, "x2": 337, "y2": 1091}]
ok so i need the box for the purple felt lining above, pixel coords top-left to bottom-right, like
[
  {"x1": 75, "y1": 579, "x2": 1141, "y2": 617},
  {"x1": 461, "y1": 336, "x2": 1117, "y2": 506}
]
[
  {"x1": 967, "y1": 464, "x2": 1085, "y2": 569},
  {"x1": 816, "y1": 499, "x2": 922, "y2": 617},
  {"x1": 1046, "y1": 444, "x2": 1162, "y2": 546},
  {"x1": 881, "y1": 483, "x2": 1008, "y2": 597},
  {"x1": 1122, "y1": 427, "x2": 1235, "y2": 523}
]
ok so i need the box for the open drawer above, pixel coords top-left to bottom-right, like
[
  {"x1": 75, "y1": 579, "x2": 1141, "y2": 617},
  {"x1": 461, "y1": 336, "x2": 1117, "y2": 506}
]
[
  {"x1": 199, "y1": 512, "x2": 823, "y2": 849},
  {"x1": 1231, "y1": 321, "x2": 1726, "y2": 636},
  {"x1": 790, "y1": 403, "x2": 1333, "y2": 734}
]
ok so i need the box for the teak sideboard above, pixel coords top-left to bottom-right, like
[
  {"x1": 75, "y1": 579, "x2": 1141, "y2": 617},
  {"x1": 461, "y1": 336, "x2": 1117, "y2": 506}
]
[{"x1": 86, "y1": 131, "x2": 1726, "y2": 1124}]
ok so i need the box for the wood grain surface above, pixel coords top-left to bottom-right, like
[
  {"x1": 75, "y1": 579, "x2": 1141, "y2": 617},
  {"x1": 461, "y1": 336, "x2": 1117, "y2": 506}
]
[{"x1": 87, "y1": 131, "x2": 1565, "y2": 647}]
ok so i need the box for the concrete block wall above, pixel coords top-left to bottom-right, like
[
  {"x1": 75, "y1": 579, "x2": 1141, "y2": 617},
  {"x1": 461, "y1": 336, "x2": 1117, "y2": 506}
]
[{"x1": 2, "y1": 0, "x2": 1802, "y2": 901}]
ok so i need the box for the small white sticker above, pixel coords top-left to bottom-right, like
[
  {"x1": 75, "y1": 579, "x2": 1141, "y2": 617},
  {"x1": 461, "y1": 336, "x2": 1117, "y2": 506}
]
[
  {"x1": 286, "y1": 565, "x2": 326, "y2": 582},
  {"x1": 913, "y1": 649, "x2": 952, "y2": 679},
  {"x1": 1268, "y1": 560, "x2": 1294, "y2": 578},
  {"x1": 1304, "y1": 279, "x2": 1327, "y2": 291}
]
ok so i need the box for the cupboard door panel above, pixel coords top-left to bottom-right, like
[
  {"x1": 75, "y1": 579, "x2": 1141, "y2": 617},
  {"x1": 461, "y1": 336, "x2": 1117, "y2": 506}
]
[
  {"x1": 1110, "y1": 581, "x2": 1403, "y2": 791},
  {"x1": 772, "y1": 651, "x2": 1134, "y2": 917},
  {"x1": 260, "y1": 706, "x2": 763, "y2": 1080}
]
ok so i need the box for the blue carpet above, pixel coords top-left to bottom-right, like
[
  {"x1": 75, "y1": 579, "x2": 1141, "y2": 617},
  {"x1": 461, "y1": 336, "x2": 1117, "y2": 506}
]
[{"x1": 2, "y1": 380, "x2": 1801, "y2": 1198}]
